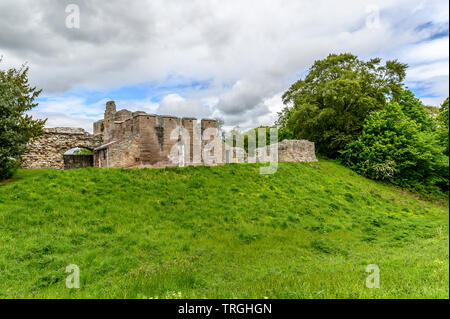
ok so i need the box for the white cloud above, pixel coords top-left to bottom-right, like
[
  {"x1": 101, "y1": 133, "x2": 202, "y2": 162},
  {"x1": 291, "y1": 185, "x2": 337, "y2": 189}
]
[
  {"x1": 257, "y1": 94, "x2": 285, "y2": 127},
  {"x1": 420, "y1": 96, "x2": 447, "y2": 106},
  {"x1": 156, "y1": 94, "x2": 213, "y2": 119},
  {"x1": 36, "y1": 96, "x2": 106, "y2": 117},
  {"x1": 29, "y1": 111, "x2": 94, "y2": 132},
  {"x1": 408, "y1": 61, "x2": 449, "y2": 81},
  {"x1": 400, "y1": 37, "x2": 449, "y2": 64},
  {"x1": 0, "y1": 0, "x2": 448, "y2": 131}
]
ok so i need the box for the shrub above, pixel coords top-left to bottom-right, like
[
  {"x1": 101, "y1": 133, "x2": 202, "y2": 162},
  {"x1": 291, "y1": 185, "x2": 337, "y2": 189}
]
[
  {"x1": 341, "y1": 102, "x2": 449, "y2": 194},
  {"x1": 437, "y1": 98, "x2": 449, "y2": 156}
]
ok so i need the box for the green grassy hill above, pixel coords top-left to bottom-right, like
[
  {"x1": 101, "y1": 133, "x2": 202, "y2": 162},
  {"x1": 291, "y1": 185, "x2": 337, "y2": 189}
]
[{"x1": 0, "y1": 160, "x2": 448, "y2": 298}]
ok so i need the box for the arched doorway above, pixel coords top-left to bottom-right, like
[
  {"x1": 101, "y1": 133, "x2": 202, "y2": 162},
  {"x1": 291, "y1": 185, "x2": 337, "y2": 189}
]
[{"x1": 63, "y1": 148, "x2": 94, "y2": 169}]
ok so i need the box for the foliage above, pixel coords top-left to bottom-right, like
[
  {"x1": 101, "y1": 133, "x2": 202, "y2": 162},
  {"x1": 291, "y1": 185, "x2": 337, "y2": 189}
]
[
  {"x1": 276, "y1": 53, "x2": 407, "y2": 157},
  {"x1": 437, "y1": 98, "x2": 449, "y2": 156},
  {"x1": 426, "y1": 105, "x2": 440, "y2": 119},
  {"x1": 73, "y1": 148, "x2": 93, "y2": 155},
  {"x1": 398, "y1": 89, "x2": 435, "y2": 131},
  {"x1": 0, "y1": 161, "x2": 447, "y2": 298},
  {"x1": 341, "y1": 101, "x2": 449, "y2": 194},
  {"x1": 0, "y1": 63, "x2": 45, "y2": 180}
]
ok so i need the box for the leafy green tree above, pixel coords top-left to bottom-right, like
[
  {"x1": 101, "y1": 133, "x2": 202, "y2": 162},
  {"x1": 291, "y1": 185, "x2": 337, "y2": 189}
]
[
  {"x1": 437, "y1": 97, "x2": 449, "y2": 156},
  {"x1": 341, "y1": 102, "x2": 449, "y2": 193},
  {"x1": 277, "y1": 53, "x2": 407, "y2": 157},
  {"x1": 398, "y1": 89, "x2": 435, "y2": 131},
  {"x1": 0, "y1": 63, "x2": 46, "y2": 180}
]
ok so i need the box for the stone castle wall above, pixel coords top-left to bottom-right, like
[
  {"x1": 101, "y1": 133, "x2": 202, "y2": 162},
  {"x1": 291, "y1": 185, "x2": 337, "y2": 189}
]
[
  {"x1": 227, "y1": 140, "x2": 317, "y2": 164},
  {"x1": 277, "y1": 140, "x2": 317, "y2": 162},
  {"x1": 21, "y1": 128, "x2": 103, "y2": 169}
]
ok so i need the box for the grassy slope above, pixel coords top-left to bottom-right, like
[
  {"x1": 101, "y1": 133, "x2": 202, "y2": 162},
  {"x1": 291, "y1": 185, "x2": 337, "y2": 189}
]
[{"x1": 0, "y1": 160, "x2": 448, "y2": 299}]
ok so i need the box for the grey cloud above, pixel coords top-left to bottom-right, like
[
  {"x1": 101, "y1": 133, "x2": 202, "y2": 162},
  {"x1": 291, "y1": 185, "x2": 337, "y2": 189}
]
[
  {"x1": 1, "y1": 0, "x2": 449, "y2": 131},
  {"x1": 217, "y1": 80, "x2": 268, "y2": 115},
  {"x1": 220, "y1": 101, "x2": 272, "y2": 129},
  {"x1": 156, "y1": 94, "x2": 213, "y2": 119},
  {"x1": 40, "y1": 0, "x2": 155, "y2": 45}
]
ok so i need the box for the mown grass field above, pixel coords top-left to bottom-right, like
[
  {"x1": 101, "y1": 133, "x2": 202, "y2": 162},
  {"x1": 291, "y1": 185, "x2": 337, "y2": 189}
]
[{"x1": 0, "y1": 160, "x2": 448, "y2": 299}]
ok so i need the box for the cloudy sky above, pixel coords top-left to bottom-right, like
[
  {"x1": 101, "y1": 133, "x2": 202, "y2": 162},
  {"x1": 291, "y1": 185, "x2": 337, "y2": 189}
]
[{"x1": 0, "y1": 0, "x2": 448, "y2": 132}]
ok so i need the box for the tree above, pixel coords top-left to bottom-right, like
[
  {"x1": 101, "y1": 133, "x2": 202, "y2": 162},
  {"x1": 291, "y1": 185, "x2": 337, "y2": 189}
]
[
  {"x1": 398, "y1": 89, "x2": 435, "y2": 131},
  {"x1": 437, "y1": 97, "x2": 449, "y2": 156},
  {"x1": 341, "y1": 102, "x2": 449, "y2": 193},
  {"x1": 0, "y1": 63, "x2": 46, "y2": 180},
  {"x1": 277, "y1": 53, "x2": 407, "y2": 157}
]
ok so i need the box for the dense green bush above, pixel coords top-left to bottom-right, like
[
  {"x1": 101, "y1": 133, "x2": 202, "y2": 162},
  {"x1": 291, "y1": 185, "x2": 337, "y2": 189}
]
[
  {"x1": 437, "y1": 98, "x2": 449, "y2": 156},
  {"x1": 341, "y1": 101, "x2": 449, "y2": 194},
  {"x1": 398, "y1": 89, "x2": 435, "y2": 131}
]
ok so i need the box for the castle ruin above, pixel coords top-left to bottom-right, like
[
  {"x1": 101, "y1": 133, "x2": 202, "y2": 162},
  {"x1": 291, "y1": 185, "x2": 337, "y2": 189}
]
[
  {"x1": 92, "y1": 101, "x2": 222, "y2": 168},
  {"x1": 22, "y1": 101, "x2": 317, "y2": 170}
]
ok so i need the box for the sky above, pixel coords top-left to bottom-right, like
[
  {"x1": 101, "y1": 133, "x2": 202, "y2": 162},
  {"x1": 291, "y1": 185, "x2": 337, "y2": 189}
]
[{"x1": 0, "y1": 0, "x2": 448, "y2": 132}]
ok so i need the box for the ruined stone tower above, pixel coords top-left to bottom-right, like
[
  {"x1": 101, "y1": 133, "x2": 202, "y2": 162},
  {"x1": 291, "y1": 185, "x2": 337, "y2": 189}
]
[
  {"x1": 103, "y1": 101, "x2": 116, "y2": 141},
  {"x1": 92, "y1": 101, "x2": 222, "y2": 168}
]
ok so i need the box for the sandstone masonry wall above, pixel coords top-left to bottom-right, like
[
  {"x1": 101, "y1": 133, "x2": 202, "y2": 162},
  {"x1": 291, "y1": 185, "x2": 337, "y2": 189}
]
[
  {"x1": 277, "y1": 140, "x2": 317, "y2": 162},
  {"x1": 21, "y1": 128, "x2": 103, "y2": 169},
  {"x1": 255, "y1": 139, "x2": 317, "y2": 163}
]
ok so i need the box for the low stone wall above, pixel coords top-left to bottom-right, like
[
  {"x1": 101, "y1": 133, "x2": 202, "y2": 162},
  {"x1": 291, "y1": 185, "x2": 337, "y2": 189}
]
[
  {"x1": 277, "y1": 140, "x2": 317, "y2": 162},
  {"x1": 22, "y1": 128, "x2": 103, "y2": 169},
  {"x1": 256, "y1": 139, "x2": 317, "y2": 163}
]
